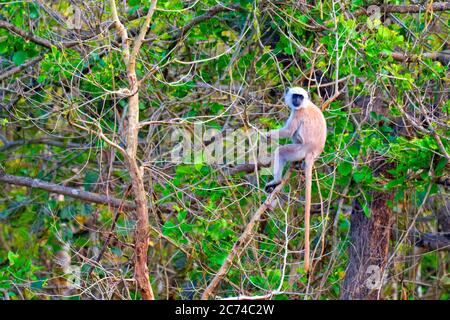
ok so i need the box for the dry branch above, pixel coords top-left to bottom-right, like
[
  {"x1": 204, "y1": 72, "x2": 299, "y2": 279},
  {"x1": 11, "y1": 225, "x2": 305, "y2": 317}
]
[
  {"x1": 415, "y1": 232, "x2": 450, "y2": 252},
  {"x1": 0, "y1": 56, "x2": 43, "y2": 81},
  {"x1": 389, "y1": 51, "x2": 450, "y2": 64},
  {"x1": 321, "y1": 90, "x2": 342, "y2": 111},
  {"x1": 0, "y1": 20, "x2": 78, "y2": 49},
  {"x1": 0, "y1": 137, "x2": 86, "y2": 151},
  {"x1": 109, "y1": 0, "x2": 158, "y2": 301},
  {"x1": 174, "y1": 3, "x2": 242, "y2": 39},
  {"x1": 202, "y1": 170, "x2": 292, "y2": 300},
  {"x1": 0, "y1": 172, "x2": 134, "y2": 210},
  {"x1": 354, "y1": 2, "x2": 450, "y2": 16},
  {"x1": 218, "y1": 161, "x2": 271, "y2": 182},
  {"x1": 0, "y1": 20, "x2": 54, "y2": 48}
]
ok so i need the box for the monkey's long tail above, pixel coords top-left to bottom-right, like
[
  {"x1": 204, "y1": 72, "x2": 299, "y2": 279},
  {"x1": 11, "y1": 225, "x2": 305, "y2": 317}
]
[{"x1": 304, "y1": 155, "x2": 314, "y2": 273}]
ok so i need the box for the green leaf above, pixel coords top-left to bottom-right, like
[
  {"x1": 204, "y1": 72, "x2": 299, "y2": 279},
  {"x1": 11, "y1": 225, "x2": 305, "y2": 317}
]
[
  {"x1": 0, "y1": 118, "x2": 9, "y2": 126},
  {"x1": 7, "y1": 251, "x2": 19, "y2": 265},
  {"x1": 176, "y1": 165, "x2": 192, "y2": 175},
  {"x1": 211, "y1": 252, "x2": 227, "y2": 266},
  {"x1": 29, "y1": 4, "x2": 40, "y2": 19},
  {"x1": 337, "y1": 162, "x2": 353, "y2": 176},
  {"x1": 37, "y1": 75, "x2": 46, "y2": 83},
  {"x1": 128, "y1": 0, "x2": 141, "y2": 6},
  {"x1": 12, "y1": 51, "x2": 27, "y2": 65},
  {"x1": 353, "y1": 166, "x2": 372, "y2": 183},
  {"x1": 435, "y1": 158, "x2": 448, "y2": 175},
  {"x1": 362, "y1": 204, "x2": 371, "y2": 218},
  {"x1": 353, "y1": 171, "x2": 366, "y2": 183},
  {"x1": 177, "y1": 210, "x2": 187, "y2": 222},
  {"x1": 283, "y1": 44, "x2": 294, "y2": 55},
  {"x1": 83, "y1": 171, "x2": 99, "y2": 191}
]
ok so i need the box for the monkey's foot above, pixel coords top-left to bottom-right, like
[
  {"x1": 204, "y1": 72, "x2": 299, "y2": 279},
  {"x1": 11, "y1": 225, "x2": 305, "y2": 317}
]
[
  {"x1": 293, "y1": 160, "x2": 306, "y2": 171},
  {"x1": 265, "y1": 180, "x2": 281, "y2": 193},
  {"x1": 293, "y1": 161, "x2": 302, "y2": 170}
]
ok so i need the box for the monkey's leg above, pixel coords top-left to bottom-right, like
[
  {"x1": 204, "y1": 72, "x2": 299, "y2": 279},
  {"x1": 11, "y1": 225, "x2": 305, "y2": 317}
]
[{"x1": 265, "y1": 144, "x2": 307, "y2": 192}]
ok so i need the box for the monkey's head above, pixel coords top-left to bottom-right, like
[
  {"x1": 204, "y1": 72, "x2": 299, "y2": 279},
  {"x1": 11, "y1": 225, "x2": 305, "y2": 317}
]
[{"x1": 285, "y1": 87, "x2": 309, "y2": 110}]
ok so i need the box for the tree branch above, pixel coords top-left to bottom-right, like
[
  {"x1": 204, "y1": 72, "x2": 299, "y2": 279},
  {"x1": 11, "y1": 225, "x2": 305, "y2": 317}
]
[
  {"x1": 0, "y1": 172, "x2": 135, "y2": 210},
  {"x1": 0, "y1": 137, "x2": 86, "y2": 152},
  {"x1": 0, "y1": 20, "x2": 54, "y2": 48},
  {"x1": 34, "y1": 0, "x2": 67, "y2": 26},
  {"x1": 0, "y1": 56, "x2": 43, "y2": 81},
  {"x1": 0, "y1": 20, "x2": 78, "y2": 49},
  {"x1": 173, "y1": 3, "x2": 242, "y2": 40},
  {"x1": 415, "y1": 232, "x2": 450, "y2": 252},
  {"x1": 130, "y1": 0, "x2": 157, "y2": 61},
  {"x1": 202, "y1": 169, "x2": 292, "y2": 300},
  {"x1": 109, "y1": 0, "x2": 156, "y2": 301},
  {"x1": 109, "y1": 0, "x2": 130, "y2": 63},
  {"x1": 354, "y1": 2, "x2": 450, "y2": 16},
  {"x1": 218, "y1": 161, "x2": 271, "y2": 182},
  {"x1": 388, "y1": 51, "x2": 450, "y2": 64}
]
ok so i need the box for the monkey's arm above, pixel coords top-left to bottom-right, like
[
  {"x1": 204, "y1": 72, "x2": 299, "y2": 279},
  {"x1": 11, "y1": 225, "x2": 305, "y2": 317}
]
[
  {"x1": 267, "y1": 128, "x2": 291, "y2": 139},
  {"x1": 266, "y1": 115, "x2": 298, "y2": 139}
]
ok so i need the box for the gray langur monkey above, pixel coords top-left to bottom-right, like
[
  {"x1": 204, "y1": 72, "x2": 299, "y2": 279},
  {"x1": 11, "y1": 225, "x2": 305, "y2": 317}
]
[{"x1": 265, "y1": 87, "x2": 327, "y2": 272}]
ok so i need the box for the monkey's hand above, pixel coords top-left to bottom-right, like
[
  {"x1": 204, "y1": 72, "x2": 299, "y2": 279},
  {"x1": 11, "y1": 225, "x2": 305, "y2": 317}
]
[{"x1": 265, "y1": 180, "x2": 281, "y2": 193}]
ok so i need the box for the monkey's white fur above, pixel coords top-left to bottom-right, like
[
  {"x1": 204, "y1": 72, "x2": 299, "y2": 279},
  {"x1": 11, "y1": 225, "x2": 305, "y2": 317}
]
[
  {"x1": 265, "y1": 87, "x2": 327, "y2": 272},
  {"x1": 284, "y1": 87, "x2": 309, "y2": 110}
]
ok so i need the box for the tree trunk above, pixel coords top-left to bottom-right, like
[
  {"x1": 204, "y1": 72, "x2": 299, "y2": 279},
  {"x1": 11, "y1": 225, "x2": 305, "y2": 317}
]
[
  {"x1": 127, "y1": 158, "x2": 153, "y2": 300},
  {"x1": 108, "y1": 0, "x2": 158, "y2": 299},
  {"x1": 340, "y1": 191, "x2": 394, "y2": 299},
  {"x1": 125, "y1": 70, "x2": 154, "y2": 300}
]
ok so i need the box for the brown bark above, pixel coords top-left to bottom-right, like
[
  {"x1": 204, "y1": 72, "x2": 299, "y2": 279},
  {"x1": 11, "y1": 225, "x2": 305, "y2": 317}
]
[
  {"x1": 125, "y1": 87, "x2": 154, "y2": 300},
  {"x1": 109, "y1": 0, "x2": 157, "y2": 300},
  {"x1": 340, "y1": 192, "x2": 394, "y2": 300},
  {"x1": 0, "y1": 172, "x2": 135, "y2": 210},
  {"x1": 388, "y1": 51, "x2": 450, "y2": 65}
]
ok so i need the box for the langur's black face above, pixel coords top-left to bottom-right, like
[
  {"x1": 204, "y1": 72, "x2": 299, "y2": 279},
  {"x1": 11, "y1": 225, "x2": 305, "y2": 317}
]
[{"x1": 291, "y1": 94, "x2": 304, "y2": 107}]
